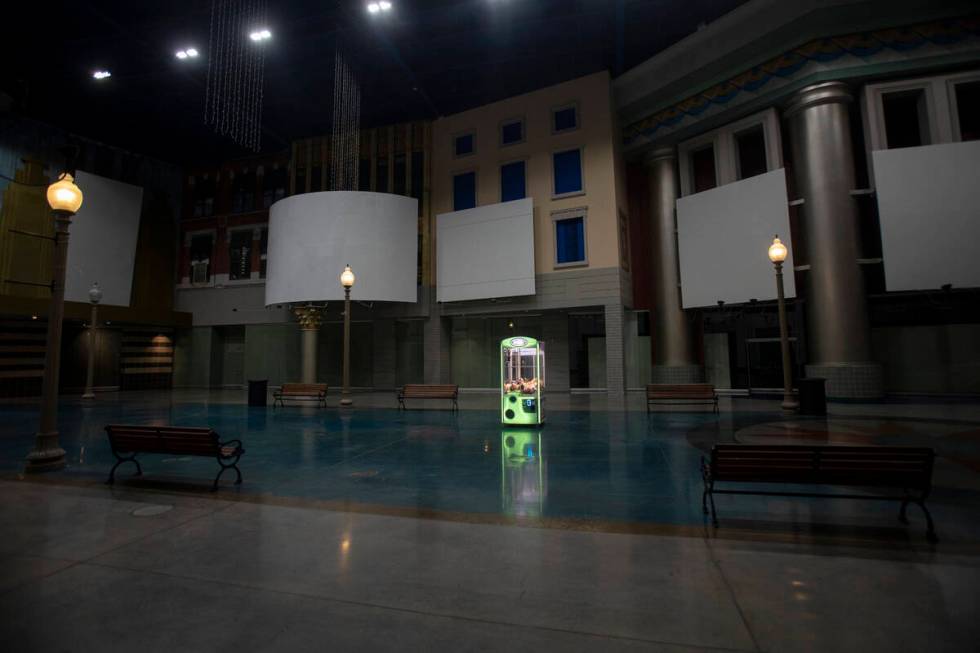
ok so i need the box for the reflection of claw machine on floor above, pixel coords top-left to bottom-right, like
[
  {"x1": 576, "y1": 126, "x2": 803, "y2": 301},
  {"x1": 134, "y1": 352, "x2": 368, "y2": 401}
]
[
  {"x1": 500, "y1": 336, "x2": 545, "y2": 426},
  {"x1": 500, "y1": 430, "x2": 546, "y2": 517}
]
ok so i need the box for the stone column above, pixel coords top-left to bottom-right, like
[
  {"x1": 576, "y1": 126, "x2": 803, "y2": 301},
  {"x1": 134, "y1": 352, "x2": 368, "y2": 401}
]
[
  {"x1": 784, "y1": 82, "x2": 882, "y2": 399},
  {"x1": 645, "y1": 147, "x2": 703, "y2": 383},
  {"x1": 294, "y1": 306, "x2": 323, "y2": 384}
]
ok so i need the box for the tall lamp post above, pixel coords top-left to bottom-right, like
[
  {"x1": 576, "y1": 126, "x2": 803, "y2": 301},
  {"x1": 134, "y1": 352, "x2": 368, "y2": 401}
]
[
  {"x1": 340, "y1": 264, "x2": 355, "y2": 407},
  {"x1": 26, "y1": 173, "x2": 84, "y2": 472},
  {"x1": 768, "y1": 236, "x2": 798, "y2": 412},
  {"x1": 82, "y1": 282, "x2": 103, "y2": 399}
]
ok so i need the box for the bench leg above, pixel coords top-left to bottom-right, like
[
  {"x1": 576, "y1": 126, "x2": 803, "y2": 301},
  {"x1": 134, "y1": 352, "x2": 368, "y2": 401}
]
[
  {"x1": 107, "y1": 455, "x2": 141, "y2": 485},
  {"x1": 708, "y1": 490, "x2": 718, "y2": 527},
  {"x1": 213, "y1": 461, "x2": 243, "y2": 492}
]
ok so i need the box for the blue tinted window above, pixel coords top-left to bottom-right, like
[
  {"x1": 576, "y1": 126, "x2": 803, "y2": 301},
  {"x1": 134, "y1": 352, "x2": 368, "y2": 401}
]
[
  {"x1": 455, "y1": 133, "x2": 474, "y2": 157},
  {"x1": 553, "y1": 106, "x2": 577, "y2": 132},
  {"x1": 555, "y1": 217, "x2": 585, "y2": 264},
  {"x1": 500, "y1": 161, "x2": 526, "y2": 202},
  {"x1": 501, "y1": 120, "x2": 523, "y2": 145},
  {"x1": 553, "y1": 149, "x2": 583, "y2": 195},
  {"x1": 453, "y1": 172, "x2": 476, "y2": 211}
]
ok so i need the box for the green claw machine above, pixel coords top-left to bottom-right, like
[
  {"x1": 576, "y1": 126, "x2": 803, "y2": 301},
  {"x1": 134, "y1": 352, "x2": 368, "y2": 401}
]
[{"x1": 500, "y1": 336, "x2": 545, "y2": 426}]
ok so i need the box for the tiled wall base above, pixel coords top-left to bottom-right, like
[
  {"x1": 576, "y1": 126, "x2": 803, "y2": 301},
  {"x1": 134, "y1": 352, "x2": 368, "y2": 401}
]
[
  {"x1": 651, "y1": 365, "x2": 704, "y2": 384},
  {"x1": 805, "y1": 362, "x2": 883, "y2": 400}
]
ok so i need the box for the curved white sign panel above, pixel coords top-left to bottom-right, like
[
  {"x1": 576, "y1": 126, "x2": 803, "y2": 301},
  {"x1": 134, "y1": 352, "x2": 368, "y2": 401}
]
[{"x1": 265, "y1": 191, "x2": 419, "y2": 305}]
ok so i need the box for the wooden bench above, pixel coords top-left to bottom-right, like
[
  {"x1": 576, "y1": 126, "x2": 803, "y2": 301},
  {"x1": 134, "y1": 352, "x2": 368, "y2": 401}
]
[
  {"x1": 701, "y1": 444, "x2": 937, "y2": 541},
  {"x1": 273, "y1": 383, "x2": 327, "y2": 407},
  {"x1": 647, "y1": 384, "x2": 718, "y2": 413},
  {"x1": 397, "y1": 384, "x2": 459, "y2": 411},
  {"x1": 104, "y1": 424, "x2": 245, "y2": 491}
]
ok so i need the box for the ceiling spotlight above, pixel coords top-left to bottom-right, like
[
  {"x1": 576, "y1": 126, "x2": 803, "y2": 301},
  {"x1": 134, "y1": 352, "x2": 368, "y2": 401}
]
[
  {"x1": 186, "y1": 48, "x2": 199, "y2": 57},
  {"x1": 379, "y1": 1, "x2": 392, "y2": 9},
  {"x1": 367, "y1": 2, "x2": 392, "y2": 14},
  {"x1": 249, "y1": 28, "x2": 272, "y2": 41},
  {"x1": 176, "y1": 51, "x2": 188, "y2": 59},
  {"x1": 92, "y1": 70, "x2": 111, "y2": 80}
]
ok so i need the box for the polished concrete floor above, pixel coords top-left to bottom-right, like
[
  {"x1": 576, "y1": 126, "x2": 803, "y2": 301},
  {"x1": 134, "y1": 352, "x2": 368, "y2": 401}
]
[{"x1": 1, "y1": 390, "x2": 979, "y2": 651}]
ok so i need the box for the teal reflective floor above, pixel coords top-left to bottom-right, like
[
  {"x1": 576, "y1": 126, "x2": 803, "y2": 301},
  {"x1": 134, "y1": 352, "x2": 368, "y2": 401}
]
[{"x1": 2, "y1": 391, "x2": 980, "y2": 535}]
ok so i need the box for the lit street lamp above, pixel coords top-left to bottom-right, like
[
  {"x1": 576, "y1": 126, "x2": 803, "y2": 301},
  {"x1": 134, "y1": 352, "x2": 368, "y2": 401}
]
[
  {"x1": 26, "y1": 173, "x2": 84, "y2": 472},
  {"x1": 340, "y1": 264, "x2": 355, "y2": 407},
  {"x1": 768, "y1": 236, "x2": 798, "y2": 412},
  {"x1": 82, "y1": 282, "x2": 103, "y2": 400}
]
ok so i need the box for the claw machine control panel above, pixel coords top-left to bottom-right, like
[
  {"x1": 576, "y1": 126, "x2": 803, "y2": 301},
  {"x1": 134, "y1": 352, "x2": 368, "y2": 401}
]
[{"x1": 500, "y1": 336, "x2": 545, "y2": 426}]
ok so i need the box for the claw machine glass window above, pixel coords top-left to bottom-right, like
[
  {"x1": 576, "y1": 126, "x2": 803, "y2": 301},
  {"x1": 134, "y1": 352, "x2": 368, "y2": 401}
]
[{"x1": 500, "y1": 336, "x2": 545, "y2": 425}]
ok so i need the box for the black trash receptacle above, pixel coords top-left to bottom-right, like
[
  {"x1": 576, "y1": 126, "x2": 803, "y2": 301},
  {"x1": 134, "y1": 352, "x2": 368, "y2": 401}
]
[
  {"x1": 247, "y1": 379, "x2": 268, "y2": 407},
  {"x1": 798, "y1": 377, "x2": 826, "y2": 416}
]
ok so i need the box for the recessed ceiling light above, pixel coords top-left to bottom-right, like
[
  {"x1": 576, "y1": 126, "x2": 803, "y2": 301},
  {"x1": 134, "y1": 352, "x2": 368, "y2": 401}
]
[
  {"x1": 379, "y1": 1, "x2": 392, "y2": 9},
  {"x1": 367, "y1": 3, "x2": 380, "y2": 12},
  {"x1": 176, "y1": 51, "x2": 188, "y2": 59},
  {"x1": 186, "y1": 48, "x2": 199, "y2": 57},
  {"x1": 367, "y1": 2, "x2": 392, "y2": 14},
  {"x1": 249, "y1": 29, "x2": 272, "y2": 41},
  {"x1": 93, "y1": 70, "x2": 111, "y2": 80},
  {"x1": 176, "y1": 47, "x2": 200, "y2": 59}
]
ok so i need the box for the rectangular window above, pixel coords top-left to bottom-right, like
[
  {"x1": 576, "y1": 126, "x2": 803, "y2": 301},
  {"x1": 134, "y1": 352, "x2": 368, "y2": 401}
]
[
  {"x1": 454, "y1": 132, "x2": 475, "y2": 157},
  {"x1": 376, "y1": 157, "x2": 389, "y2": 193},
  {"x1": 259, "y1": 228, "x2": 269, "y2": 279},
  {"x1": 263, "y1": 168, "x2": 287, "y2": 207},
  {"x1": 553, "y1": 149, "x2": 583, "y2": 196},
  {"x1": 358, "y1": 159, "x2": 371, "y2": 191},
  {"x1": 555, "y1": 216, "x2": 586, "y2": 266},
  {"x1": 310, "y1": 166, "x2": 323, "y2": 192},
  {"x1": 453, "y1": 171, "x2": 476, "y2": 211},
  {"x1": 882, "y1": 89, "x2": 930, "y2": 149},
  {"x1": 618, "y1": 210, "x2": 630, "y2": 271},
  {"x1": 637, "y1": 311, "x2": 650, "y2": 337},
  {"x1": 393, "y1": 153, "x2": 407, "y2": 196},
  {"x1": 735, "y1": 126, "x2": 768, "y2": 180},
  {"x1": 500, "y1": 161, "x2": 526, "y2": 202},
  {"x1": 553, "y1": 105, "x2": 578, "y2": 133},
  {"x1": 228, "y1": 231, "x2": 252, "y2": 281},
  {"x1": 691, "y1": 145, "x2": 717, "y2": 193},
  {"x1": 189, "y1": 234, "x2": 213, "y2": 284},
  {"x1": 954, "y1": 80, "x2": 980, "y2": 142},
  {"x1": 501, "y1": 119, "x2": 524, "y2": 145},
  {"x1": 295, "y1": 167, "x2": 307, "y2": 194}
]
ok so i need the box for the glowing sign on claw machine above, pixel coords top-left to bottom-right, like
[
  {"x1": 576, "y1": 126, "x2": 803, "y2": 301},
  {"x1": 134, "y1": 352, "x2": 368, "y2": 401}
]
[{"x1": 500, "y1": 336, "x2": 545, "y2": 426}]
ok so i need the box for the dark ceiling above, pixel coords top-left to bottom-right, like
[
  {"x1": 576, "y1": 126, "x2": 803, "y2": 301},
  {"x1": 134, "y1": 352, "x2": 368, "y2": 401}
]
[{"x1": 2, "y1": 0, "x2": 748, "y2": 165}]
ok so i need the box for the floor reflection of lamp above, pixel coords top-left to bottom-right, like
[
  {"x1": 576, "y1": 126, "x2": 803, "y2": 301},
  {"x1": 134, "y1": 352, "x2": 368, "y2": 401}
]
[
  {"x1": 27, "y1": 173, "x2": 84, "y2": 472},
  {"x1": 82, "y1": 282, "x2": 103, "y2": 400},
  {"x1": 768, "y1": 236, "x2": 798, "y2": 412},
  {"x1": 340, "y1": 264, "x2": 355, "y2": 407}
]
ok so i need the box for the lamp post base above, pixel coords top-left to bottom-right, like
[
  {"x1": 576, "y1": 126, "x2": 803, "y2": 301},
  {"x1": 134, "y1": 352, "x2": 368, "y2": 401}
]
[
  {"x1": 25, "y1": 433, "x2": 67, "y2": 472},
  {"x1": 781, "y1": 397, "x2": 800, "y2": 413},
  {"x1": 340, "y1": 397, "x2": 353, "y2": 407}
]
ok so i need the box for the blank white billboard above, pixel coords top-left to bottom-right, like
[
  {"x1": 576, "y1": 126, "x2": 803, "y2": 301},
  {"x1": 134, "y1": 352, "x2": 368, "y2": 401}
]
[
  {"x1": 66, "y1": 170, "x2": 144, "y2": 307},
  {"x1": 873, "y1": 141, "x2": 980, "y2": 292},
  {"x1": 265, "y1": 191, "x2": 419, "y2": 305},
  {"x1": 677, "y1": 169, "x2": 794, "y2": 308},
  {"x1": 437, "y1": 198, "x2": 535, "y2": 302}
]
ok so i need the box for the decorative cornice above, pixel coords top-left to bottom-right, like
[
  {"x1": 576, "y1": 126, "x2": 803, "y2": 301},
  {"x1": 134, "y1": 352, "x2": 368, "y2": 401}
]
[{"x1": 623, "y1": 15, "x2": 980, "y2": 147}]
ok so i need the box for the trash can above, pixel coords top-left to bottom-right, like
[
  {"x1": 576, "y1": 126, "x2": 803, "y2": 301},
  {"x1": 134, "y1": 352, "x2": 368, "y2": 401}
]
[
  {"x1": 798, "y1": 377, "x2": 826, "y2": 416},
  {"x1": 247, "y1": 379, "x2": 268, "y2": 407}
]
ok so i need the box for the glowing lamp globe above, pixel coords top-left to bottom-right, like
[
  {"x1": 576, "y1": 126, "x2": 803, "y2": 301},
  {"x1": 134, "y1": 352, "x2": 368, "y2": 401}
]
[
  {"x1": 340, "y1": 264, "x2": 355, "y2": 289},
  {"x1": 768, "y1": 236, "x2": 788, "y2": 264},
  {"x1": 47, "y1": 173, "x2": 83, "y2": 214}
]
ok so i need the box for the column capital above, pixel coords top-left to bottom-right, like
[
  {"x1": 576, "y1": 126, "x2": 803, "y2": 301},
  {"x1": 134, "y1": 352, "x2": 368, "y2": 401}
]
[
  {"x1": 642, "y1": 146, "x2": 677, "y2": 167},
  {"x1": 293, "y1": 305, "x2": 324, "y2": 330},
  {"x1": 784, "y1": 81, "x2": 853, "y2": 120}
]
